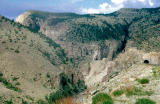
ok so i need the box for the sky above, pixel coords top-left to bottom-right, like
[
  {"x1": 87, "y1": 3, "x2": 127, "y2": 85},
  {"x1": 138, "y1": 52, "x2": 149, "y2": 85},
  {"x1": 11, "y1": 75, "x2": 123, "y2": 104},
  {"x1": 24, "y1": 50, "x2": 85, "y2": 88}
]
[{"x1": 0, "y1": 0, "x2": 160, "y2": 19}]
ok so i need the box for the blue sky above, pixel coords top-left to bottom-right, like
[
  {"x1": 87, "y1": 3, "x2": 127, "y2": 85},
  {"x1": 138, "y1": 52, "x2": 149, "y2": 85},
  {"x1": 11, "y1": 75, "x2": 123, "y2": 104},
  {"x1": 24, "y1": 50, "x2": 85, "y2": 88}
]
[{"x1": 0, "y1": 0, "x2": 160, "y2": 19}]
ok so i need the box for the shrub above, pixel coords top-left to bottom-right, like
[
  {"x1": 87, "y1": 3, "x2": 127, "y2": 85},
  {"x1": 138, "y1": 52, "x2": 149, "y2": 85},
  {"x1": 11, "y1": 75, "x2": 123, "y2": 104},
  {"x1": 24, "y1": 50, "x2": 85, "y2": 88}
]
[
  {"x1": 135, "y1": 98, "x2": 155, "y2": 104},
  {"x1": 102, "y1": 100, "x2": 113, "y2": 104},
  {"x1": 12, "y1": 77, "x2": 19, "y2": 81},
  {"x1": 137, "y1": 78, "x2": 149, "y2": 84},
  {"x1": 152, "y1": 66, "x2": 160, "y2": 77},
  {"x1": 46, "y1": 90, "x2": 63, "y2": 104},
  {"x1": 46, "y1": 73, "x2": 50, "y2": 78},
  {"x1": 46, "y1": 72, "x2": 86, "y2": 104},
  {"x1": 0, "y1": 76, "x2": 21, "y2": 92},
  {"x1": 9, "y1": 39, "x2": 12, "y2": 43},
  {"x1": 22, "y1": 99, "x2": 28, "y2": 104},
  {"x1": 15, "y1": 82, "x2": 20, "y2": 86},
  {"x1": 113, "y1": 89, "x2": 124, "y2": 96},
  {"x1": 0, "y1": 72, "x2": 3, "y2": 77},
  {"x1": 4, "y1": 100, "x2": 13, "y2": 104},
  {"x1": 2, "y1": 41, "x2": 6, "y2": 44},
  {"x1": 15, "y1": 49, "x2": 20, "y2": 53},
  {"x1": 92, "y1": 93, "x2": 113, "y2": 104},
  {"x1": 37, "y1": 100, "x2": 45, "y2": 104}
]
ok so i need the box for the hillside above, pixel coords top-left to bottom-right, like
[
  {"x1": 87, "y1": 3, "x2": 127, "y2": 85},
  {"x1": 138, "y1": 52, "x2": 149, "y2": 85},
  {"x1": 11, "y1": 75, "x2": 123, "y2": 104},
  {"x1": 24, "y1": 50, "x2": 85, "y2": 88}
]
[{"x1": 0, "y1": 16, "x2": 86, "y2": 104}]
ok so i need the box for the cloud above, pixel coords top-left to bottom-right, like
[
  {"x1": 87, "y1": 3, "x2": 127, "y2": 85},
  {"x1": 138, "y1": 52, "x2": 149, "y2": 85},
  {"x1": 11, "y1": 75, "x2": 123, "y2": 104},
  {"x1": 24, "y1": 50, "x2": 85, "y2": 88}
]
[
  {"x1": 149, "y1": 0, "x2": 154, "y2": 6},
  {"x1": 81, "y1": 2, "x2": 123, "y2": 14},
  {"x1": 81, "y1": 0, "x2": 157, "y2": 14}
]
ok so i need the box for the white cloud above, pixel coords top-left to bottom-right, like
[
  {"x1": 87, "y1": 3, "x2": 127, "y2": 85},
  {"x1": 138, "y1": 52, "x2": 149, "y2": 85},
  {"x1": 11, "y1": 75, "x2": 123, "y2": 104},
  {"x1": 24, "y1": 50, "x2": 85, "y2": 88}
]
[
  {"x1": 137, "y1": 0, "x2": 146, "y2": 3},
  {"x1": 81, "y1": 0, "x2": 155, "y2": 14},
  {"x1": 81, "y1": 2, "x2": 124, "y2": 14},
  {"x1": 82, "y1": 8, "x2": 100, "y2": 14},
  {"x1": 149, "y1": 0, "x2": 154, "y2": 6},
  {"x1": 111, "y1": 0, "x2": 127, "y2": 4}
]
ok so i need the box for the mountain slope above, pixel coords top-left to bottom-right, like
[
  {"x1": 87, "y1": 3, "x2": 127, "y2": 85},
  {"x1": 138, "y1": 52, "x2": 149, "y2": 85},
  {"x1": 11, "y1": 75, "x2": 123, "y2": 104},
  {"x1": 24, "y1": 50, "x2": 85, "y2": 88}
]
[{"x1": 0, "y1": 16, "x2": 71, "y2": 103}]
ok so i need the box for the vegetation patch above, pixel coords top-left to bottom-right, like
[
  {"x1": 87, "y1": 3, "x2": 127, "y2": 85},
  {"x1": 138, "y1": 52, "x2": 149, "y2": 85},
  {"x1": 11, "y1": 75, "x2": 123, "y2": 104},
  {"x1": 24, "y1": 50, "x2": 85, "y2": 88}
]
[
  {"x1": 102, "y1": 100, "x2": 114, "y2": 104},
  {"x1": 152, "y1": 66, "x2": 160, "y2": 77},
  {"x1": 0, "y1": 72, "x2": 3, "y2": 77},
  {"x1": 37, "y1": 99, "x2": 45, "y2": 104},
  {"x1": 135, "y1": 98, "x2": 156, "y2": 104},
  {"x1": 22, "y1": 99, "x2": 28, "y2": 104},
  {"x1": 15, "y1": 49, "x2": 20, "y2": 53},
  {"x1": 125, "y1": 87, "x2": 153, "y2": 96},
  {"x1": 46, "y1": 72, "x2": 86, "y2": 104},
  {"x1": 111, "y1": 86, "x2": 153, "y2": 98},
  {"x1": 0, "y1": 73, "x2": 21, "y2": 92},
  {"x1": 113, "y1": 89, "x2": 124, "y2": 96},
  {"x1": 4, "y1": 99, "x2": 13, "y2": 104},
  {"x1": 137, "y1": 78, "x2": 150, "y2": 84},
  {"x1": 12, "y1": 77, "x2": 19, "y2": 81},
  {"x1": 92, "y1": 93, "x2": 113, "y2": 104}
]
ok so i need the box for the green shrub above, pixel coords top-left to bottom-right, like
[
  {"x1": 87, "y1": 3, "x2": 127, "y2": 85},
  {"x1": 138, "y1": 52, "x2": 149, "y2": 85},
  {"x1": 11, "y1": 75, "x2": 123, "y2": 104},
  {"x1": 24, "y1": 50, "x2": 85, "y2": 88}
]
[
  {"x1": 22, "y1": 99, "x2": 28, "y2": 104},
  {"x1": 135, "y1": 98, "x2": 155, "y2": 104},
  {"x1": 12, "y1": 77, "x2": 19, "y2": 81},
  {"x1": 46, "y1": 90, "x2": 63, "y2": 104},
  {"x1": 4, "y1": 99, "x2": 13, "y2": 104},
  {"x1": 0, "y1": 76, "x2": 21, "y2": 92},
  {"x1": 37, "y1": 99, "x2": 45, "y2": 104},
  {"x1": 15, "y1": 82, "x2": 20, "y2": 86},
  {"x1": 152, "y1": 66, "x2": 160, "y2": 77},
  {"x1": 102, "y1": 100, "x2": 113, "y2": 104},
  {"x1": 15, "y1": 49, "x2": 20, "y2": 53},
  {"x1": 137, "y1": 78, "x2": 149, "y2": 84},
  {"x1": 46, "y1": 72, "x2": 86, "y2": 104},
  {"x1": 59, "y1": 73, "x2": 86, "y2": 96},
  {"x1": 9, "y1": 39, "x2": 12, "y2": 43},
  {"x1": 92, "y1": 93, "x2": 113, "y2": 104},
  {"x1": 46, "y1": 73, "x2": 50, "y2": 78},
  {"x1": 113, "y1": 89, "x2": 124, "y2": 96},
  {"x1": 0, "y1": 72, "x2": 3, "y2": 77},
  {"x1": 2, "y1": 41, "x2": 6, "y2": 44}
]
